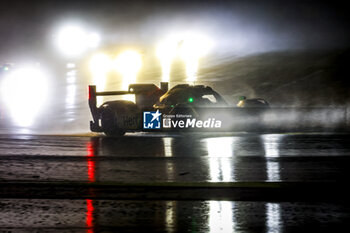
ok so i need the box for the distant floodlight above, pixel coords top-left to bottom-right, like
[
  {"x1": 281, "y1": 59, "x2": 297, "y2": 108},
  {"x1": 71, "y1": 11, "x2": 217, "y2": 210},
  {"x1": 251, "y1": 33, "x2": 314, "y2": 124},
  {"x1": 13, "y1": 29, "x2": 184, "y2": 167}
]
[
  {"x1": 178, "y1": 33, "x2": 212, "y2": 60},
  {"x1": 55, "y1": 25, "x2": 100, "y2": 57},
  {"x1": 178, "y1": 33, "x2": 213, "y2": 82},
  {"x1": 87, "y1": 33, "x2": 100, "y2": 48},
  {"x1": 115, "y1": 50, "x2": 142, "y2": 102},
  {"x1": 89, "y1": 53, "x2": 112, "y2": 75},
  {"x1": 157, "y1": 32, "x2": 213, "y2": 82},
  {"x1": 89, "y1": 53, "x2": 111, "y2": 101},
  {"x1": 115, "y1": 50, "x2": 142, "y2": 79},
  {"x1": 156, "y1": 38, "x2": 178, "y2": 82},
  {"x1": 66, "y1": 63, "x2": 76, "y2": 69}
]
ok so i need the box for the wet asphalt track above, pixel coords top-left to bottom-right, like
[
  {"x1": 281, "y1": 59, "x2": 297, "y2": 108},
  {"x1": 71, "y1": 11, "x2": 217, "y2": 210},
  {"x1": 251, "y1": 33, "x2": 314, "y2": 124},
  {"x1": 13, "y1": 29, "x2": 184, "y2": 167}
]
[{"x1": 0, "y1": 132, "x2": 350, "y2": 232}]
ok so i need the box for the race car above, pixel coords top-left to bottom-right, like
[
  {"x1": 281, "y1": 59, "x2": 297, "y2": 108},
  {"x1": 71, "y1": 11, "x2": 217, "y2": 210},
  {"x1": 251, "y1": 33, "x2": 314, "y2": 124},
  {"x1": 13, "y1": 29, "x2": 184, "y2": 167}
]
[
  {"x1": 236, "y1": 96, "x2": 270, "y2": 108},
  {"x1": 88, "y1": 82, "x2": 269, "y2": 136}
]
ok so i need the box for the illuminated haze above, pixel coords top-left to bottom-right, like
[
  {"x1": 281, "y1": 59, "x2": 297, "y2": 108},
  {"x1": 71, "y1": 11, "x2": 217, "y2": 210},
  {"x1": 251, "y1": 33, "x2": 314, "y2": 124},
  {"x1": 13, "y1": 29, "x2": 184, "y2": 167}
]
[{"x1": 0, "y1": 0, "x2": 349, "y2": 60}]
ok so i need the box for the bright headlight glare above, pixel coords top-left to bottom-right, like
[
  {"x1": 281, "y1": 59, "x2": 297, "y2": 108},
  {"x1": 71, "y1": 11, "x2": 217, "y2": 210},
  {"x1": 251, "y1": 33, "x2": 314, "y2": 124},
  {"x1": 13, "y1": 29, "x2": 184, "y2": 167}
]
[
  {"x1": 87, "y1": 33, "x2": 100, "y2": 48},
  {"x1": 156, "y1": 39, "x2": 178, "y2": 60},
  {"x1": 156, "y1": 39, "x2": 178, "y2": 82},
  {"x1": 179, "y1": 33, "x2": 213, "y2": 60},
  {"x1": 89, "y1": 53, "x2": 112, "y2": 75},
  {"x1": 0, "y1": 66, "x2": 49, "y2": 127},
  {"x1": 114, "y1": 50, "x2": 142, "y2": 102},
  {"x1": 114, "y1": 50, "x2": 142, "y2": 76},
  {"x1": 156, "y1": 32, "x2": 213, "y2": 82},
  {"x1": 157, "y1": 32, "x2": 213, "y2": 60},
  {"x1": 55, "y1": 25, "x2": 100, "y2": 57},
  {"x1": 56, "y1": 26, "x2": 86, "y2": 57}
]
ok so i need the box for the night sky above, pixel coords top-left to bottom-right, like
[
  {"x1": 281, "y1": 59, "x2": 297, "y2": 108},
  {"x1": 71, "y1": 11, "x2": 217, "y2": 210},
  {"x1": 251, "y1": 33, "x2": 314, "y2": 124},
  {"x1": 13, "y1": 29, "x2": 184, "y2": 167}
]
[{"x1": 0, "y1": 0, "x2": 349, "y2": 60}]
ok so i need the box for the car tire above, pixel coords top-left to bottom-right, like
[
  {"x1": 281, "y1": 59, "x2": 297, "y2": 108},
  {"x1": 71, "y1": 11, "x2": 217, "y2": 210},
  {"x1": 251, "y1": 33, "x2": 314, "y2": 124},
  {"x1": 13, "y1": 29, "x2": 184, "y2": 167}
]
[{"x1": 100, "y1": 106, "x2": 126, "y2": 136}]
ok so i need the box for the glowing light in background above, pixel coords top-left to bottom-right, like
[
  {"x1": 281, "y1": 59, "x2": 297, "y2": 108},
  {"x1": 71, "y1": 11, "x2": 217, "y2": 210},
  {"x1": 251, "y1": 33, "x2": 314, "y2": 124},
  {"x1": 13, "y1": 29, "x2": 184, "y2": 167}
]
[
  {"x1": 89, "y1": 53, "x2": 112, "y2": 105},
  {"x1": 156, "y1": 37, "x2": 178, "y2": 82},
  {"x1": 90, "y1": 53, "x2": 112, "y2": 77},
  {"x1": 156, "y1": 32, "x2": 213, "y2": 82},
  {"x1": 206, "y1": 137, "x2": 235, "y2": 182},
  {"x1": 179, "y1": 33, "x2": 212, "y2": 82},
  {"x1": 0, "y1": 66, "x2": 49, "y2": 127},
  {"x1": 87, "y1": 33, "x2": 101, "y2": 48},
  {"x1": 56, "y1": 25, "x2": 86, "y2": 56},
  {"x1": 66, "y1": 63, "x2": 76, "y2": 69},
  {"x1": 208, "y1": 201, "x2": 235, "y2": 233},
  {"x1": 65, "y1": 66, "x2": 77, "y2": 122},
  {"x1": 115, "y1": 50, "x2": 142, "y2": 102},
  {"x1": 115, "y1": 50, "x2": 142, "y2": 87},
  {"x1": 55, "y1": 25, "x2": 100, "y2": 57}
]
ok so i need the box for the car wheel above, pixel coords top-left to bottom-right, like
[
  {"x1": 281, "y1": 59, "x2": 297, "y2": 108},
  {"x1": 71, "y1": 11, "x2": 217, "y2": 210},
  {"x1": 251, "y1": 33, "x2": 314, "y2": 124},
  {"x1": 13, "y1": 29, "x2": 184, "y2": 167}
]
[{"x1": 101, "y1": 106, "x2": 125, "y2": 136}]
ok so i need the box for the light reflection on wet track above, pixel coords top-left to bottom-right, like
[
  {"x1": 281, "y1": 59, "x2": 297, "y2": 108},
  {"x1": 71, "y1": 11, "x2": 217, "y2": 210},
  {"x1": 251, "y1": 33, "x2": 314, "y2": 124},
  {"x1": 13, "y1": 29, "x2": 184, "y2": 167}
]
[
  {"x1": 0, "y1": 199, "x2": 349, "y2": 232},
  {"x1": 0, "y1": 133, "x2": 349, "y2": 183},
  {"x1": 0, "y1": 133, "x2": 350, "y2": 232}
]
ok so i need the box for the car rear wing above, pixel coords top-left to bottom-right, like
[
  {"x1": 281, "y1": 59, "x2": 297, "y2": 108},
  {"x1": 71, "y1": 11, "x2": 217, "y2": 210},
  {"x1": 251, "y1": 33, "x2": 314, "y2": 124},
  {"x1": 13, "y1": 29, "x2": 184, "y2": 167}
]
[
  {"x1": 88, "y1": 83, "x2": 168, "y2": 127},
  {"x1": 88, "y1": 85, "x2": 130, "y2": 123},
  {"x1": 88, "y1": 82, "x2": 168, "y2": 107}
]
